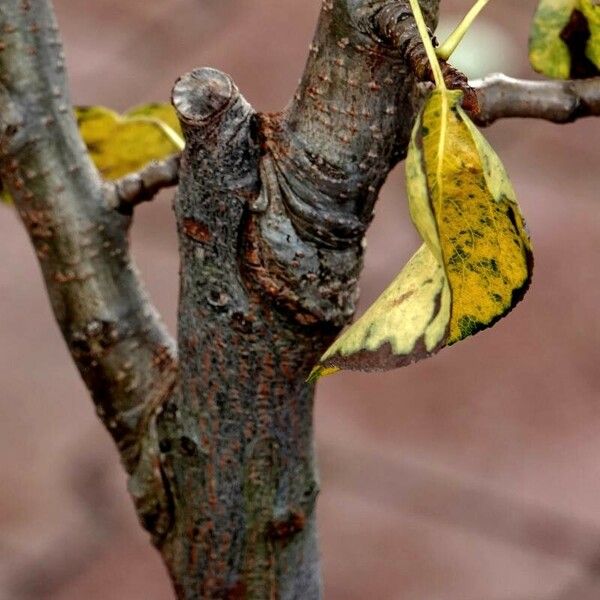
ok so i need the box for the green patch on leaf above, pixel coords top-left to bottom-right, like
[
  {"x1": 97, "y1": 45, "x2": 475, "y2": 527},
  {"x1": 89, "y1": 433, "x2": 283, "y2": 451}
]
[
  {"x1": 310, "y1": 89, "x2": 533, "y2": 380},
  {"x1": 529, "y1": 0, "x2": 600, "y2": 78}
]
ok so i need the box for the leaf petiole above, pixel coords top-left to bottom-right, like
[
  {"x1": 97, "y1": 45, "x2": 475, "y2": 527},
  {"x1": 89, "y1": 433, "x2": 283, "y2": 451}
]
[
  {"x1": 408, "y1": 0, "x2": 446, "y2": 90},
  {"x1": 158, "y1": 123, "x2": 185, "y2": 151},
  {"x1": 435, "y1": 0, "x2": 491, "y2": 61}
]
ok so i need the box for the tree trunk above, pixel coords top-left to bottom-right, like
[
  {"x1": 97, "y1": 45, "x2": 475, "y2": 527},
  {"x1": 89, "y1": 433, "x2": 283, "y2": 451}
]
[
  {"x1": 2, "y1": 1, "x2": 599, "y2": 598},
  {"x1": 153, "y1": 0, "x2": 444, "y2": 589},
  {"x1": 156, "y1": 69, "x2": 343, "y2": 597}
]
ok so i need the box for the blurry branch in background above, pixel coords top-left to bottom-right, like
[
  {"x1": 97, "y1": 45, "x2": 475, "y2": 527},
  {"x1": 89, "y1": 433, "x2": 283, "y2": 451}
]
[{"x1": 472, "y1": 74, "x2": 600, "y2": 126}]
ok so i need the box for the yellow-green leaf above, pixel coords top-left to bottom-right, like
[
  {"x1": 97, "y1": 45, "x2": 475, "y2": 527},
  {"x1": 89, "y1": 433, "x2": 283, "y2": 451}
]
[
  {"x1": 308, "y1": 244, "x2": 450, "y2": 381},
  {"x1": 529, "y1": 0, "x2": 578, "y2": 79},
  {"x1": 580, "y1": 0, "x2": 600, "y2": 68},
  {"x1": 414, "y1": 90, "x2": 532, "y2": 344},
  {"x1": 1, "y1": 183, "x2": 10, "y2": 205},
  {"x1": 75, "y1": 105, "x2": 183, "y2": 180},
  {"x1": 310, "y1": 89, "x2": 532, "y2": 380},
  {"x1": 125, "y1": 103, "x2": 183, "y2": 139}
]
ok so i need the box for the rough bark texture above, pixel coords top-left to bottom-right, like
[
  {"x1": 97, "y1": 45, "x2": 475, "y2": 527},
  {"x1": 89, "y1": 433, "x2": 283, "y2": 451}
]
[
  {"x1": 0, "y1": 0, "x2": 176, "y2": 536},
  {"x1": 1, "y1": 1, "x2": 599, "y2": 599},
  {"x1": 156, "y1": 3, "x2": 445, "y2": 595}
]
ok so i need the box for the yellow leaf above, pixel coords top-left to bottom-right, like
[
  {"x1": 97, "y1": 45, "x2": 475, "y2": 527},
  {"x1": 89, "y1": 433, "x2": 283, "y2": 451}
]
[
  {"x1": 75, "y1": 105, "x2": 183, "y2": 180},
  {"x1": 310, "y1": 89, "x2": 532, "y2": 380},
  {"x1": 580, "y1": 0, "x2": 600, "y2": 69},
  {"x1": 411, "y1": 89, "x2": 533, "y2": 344},
  {"x1": 307, "y1": 244, "x2": 450, "y2": 381},
  {"x1": 529, "y1": 0, "x2": 578, "y2": 79},
  {"x1": 2, "y1": 104, "x2": 182, "y2": 205},
  {"x1": 125, "y1": 103, "x2": 183, "y2": 138}
]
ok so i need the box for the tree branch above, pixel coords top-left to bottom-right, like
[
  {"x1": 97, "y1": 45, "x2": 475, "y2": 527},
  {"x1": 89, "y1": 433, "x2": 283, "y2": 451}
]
[
  {"x1": 105, "y1": 154, "x2": 180, "y2": 213},
  {"x1": 11, "y1": 0, "x2": 599, "y2": 597},
  {"x1": 0, "y1": 0, "x2": 175, "y2": 536},
  {"x1": 156, "y1": 67, "x2": 325, "y2": 597},
  {"x1": 372, "y1": 1, "x2": 473, "y2": 99},
  {"x1": 272, "y1": 0, "x2": 441, "y2": 242},
  {"x1": 472, "y1": 74, "x2": 600, "y2": 126}
]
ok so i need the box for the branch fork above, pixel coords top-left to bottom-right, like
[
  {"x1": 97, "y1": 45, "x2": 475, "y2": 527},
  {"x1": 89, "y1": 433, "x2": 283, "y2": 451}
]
[{"x1": 1, "y1": 1, "x2": 599, "y2": 598}]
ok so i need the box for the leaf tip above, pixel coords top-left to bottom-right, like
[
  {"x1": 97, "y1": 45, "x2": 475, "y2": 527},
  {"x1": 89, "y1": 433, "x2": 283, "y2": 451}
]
[{"x1": 306, "y1": 365, "x2": 340, "y2": 384}]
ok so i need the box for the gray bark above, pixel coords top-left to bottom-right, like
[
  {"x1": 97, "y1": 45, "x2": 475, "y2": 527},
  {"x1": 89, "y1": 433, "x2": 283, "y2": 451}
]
[
  {"x1": 0, "y1": 0, "x2": 176, "y2": 536},
  {"x1": 471, "y1": 73, "x2": 600, "y2": 125},
  {"x1": 1, "y1": 1, "x2": 598, "y2": 599}
]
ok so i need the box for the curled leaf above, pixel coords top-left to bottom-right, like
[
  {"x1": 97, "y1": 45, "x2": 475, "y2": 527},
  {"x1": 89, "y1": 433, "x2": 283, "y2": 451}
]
[
  {"x1": 412, "y1": 90, "x2": 533, "y2": 345},
  {"x1": 308, "y1": 244, "x2": 450, "y2": 381},
  {"x1": 75, "y1": 105, "x2": 183, "y2": 180},
  {"x1": 310, "y1": 89, "x2": 533, "y2": 380}
]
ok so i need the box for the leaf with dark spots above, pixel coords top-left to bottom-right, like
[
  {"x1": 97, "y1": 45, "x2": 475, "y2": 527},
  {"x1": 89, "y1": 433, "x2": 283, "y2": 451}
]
[
  {"x1": 308, "y1": 244, "x2": 450, "y2": 380},
  {"x1": 409, "y1": 89, "x2": 533, "y2": 346},
  {"x1": 580, "y1": 0, "x2": 600, "y2": 70},
  {"x1": 529, "y1": 0, "x2": 600, "y2": 79},
  {"x1": 310, "y1": 89, "x2": 533, "y2": 380}
]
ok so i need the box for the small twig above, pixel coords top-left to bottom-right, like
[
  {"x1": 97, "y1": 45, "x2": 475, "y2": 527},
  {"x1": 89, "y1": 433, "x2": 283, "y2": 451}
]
[
  {"x1": 105, "y1": 154, "x2": 180, "y2": 212},
  {"x1": 471, "y1": 74, "x2": 600, "y2": 126},
  {"x1": 436, "y1": 0, "x2": 491, "y2": 61}
]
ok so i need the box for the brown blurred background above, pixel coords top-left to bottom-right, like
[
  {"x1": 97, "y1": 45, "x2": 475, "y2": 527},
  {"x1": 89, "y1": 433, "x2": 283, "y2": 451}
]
[{"x1": 1, "y1": 1, "x2": 599, "y2": 598}]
